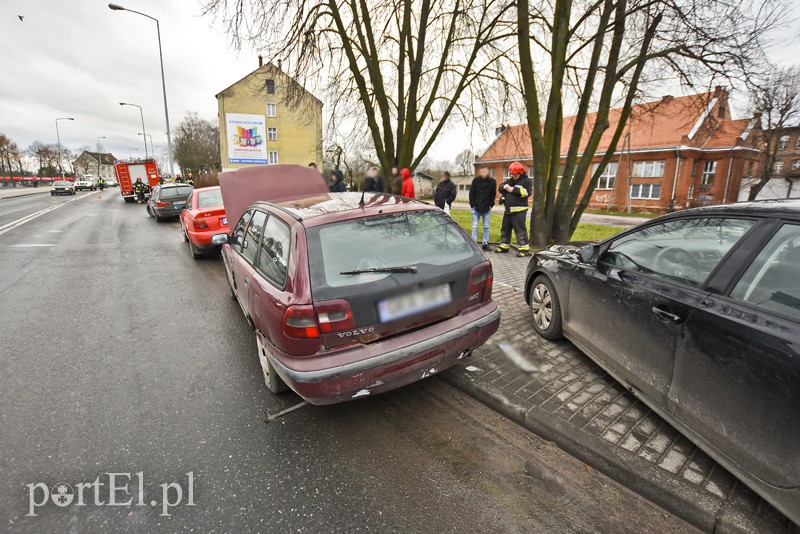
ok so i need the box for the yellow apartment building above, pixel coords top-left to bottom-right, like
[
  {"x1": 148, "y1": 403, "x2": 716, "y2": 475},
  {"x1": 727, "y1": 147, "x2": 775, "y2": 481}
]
[{"x1": 215, "y1": 58, "x2": 323, "y2": 171}]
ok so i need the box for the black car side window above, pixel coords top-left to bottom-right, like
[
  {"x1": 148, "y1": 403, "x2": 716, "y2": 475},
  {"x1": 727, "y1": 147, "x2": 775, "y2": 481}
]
[
  {"x1": 256, "y1": 215, "x2": 291, "y2": 288},
  {"x1": 600, "y1": 217, "x2": 754, "y2": 287},
  {"x1": 241, "y1": 210, "x2": 267, "y2": 265},
  {"x1": 232, "y1": 210, "x2": 253, "y2": 253},
  {"x1": 730, "y1": 223, "x2": 800, "y2": 320}
]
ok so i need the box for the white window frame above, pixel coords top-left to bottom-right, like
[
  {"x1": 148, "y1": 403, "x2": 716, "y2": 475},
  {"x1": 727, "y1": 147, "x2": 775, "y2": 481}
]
[
  {"x1": 503, "y1": 166, "x2": 510, "y2": 179},
  {"x1": 266, "y1": 103, "x2": 277, "y2": 118},
  {"x1": 269, "y1": 151, "x2": 279, "y2": 164},
  {"x1": 701, "y1": 160, "x2": 717, "y2": 186},
  {"x1": 777, "y1": 135, "x2": 789, "y2": 150},
  {"x1": 792, "y1": 159, "x2": 800, "y2": 171},
  {"x1": 630, "y1": 183, "x2": 662, "y2": 200},
  {"x1": 796, "y1": 136, "x2": 800, "y2": 149},
  {"x1": 267, "y1": 127, "x2": 277, "y2": 141},
  {"x1": 632, "y1": 161, "x2": 665, "y2": 178},
  {"x1": 773, "y1": 160, "x2": 784, "y2": 174},
  {"x1": 592, "y1": 162, "x2": 618, "y2": 190},
  {"x1": 688, "y1": 184, "x2": 695, "y2": 199}
]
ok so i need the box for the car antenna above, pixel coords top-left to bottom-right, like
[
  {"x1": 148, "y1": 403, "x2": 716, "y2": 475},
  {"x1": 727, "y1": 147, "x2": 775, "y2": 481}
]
[{"x1": 358, "y1": 190, "x2": 366, "y2": 206}]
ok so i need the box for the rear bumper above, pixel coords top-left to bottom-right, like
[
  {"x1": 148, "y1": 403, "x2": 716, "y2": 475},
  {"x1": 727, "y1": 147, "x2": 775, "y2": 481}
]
[
  {"x1": 267, "y1": 302, "x2": 501, "y2": 405},
  {"x1": 153, "y1": 207, "x2": 182, "y2": 217},
  {"x1": 187, "y1": 227, "x2": 230, "y2": 246}
]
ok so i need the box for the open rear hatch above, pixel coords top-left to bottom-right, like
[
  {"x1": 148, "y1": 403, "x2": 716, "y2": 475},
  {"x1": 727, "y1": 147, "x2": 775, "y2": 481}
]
[{"x1": 304, "y1": 210, "x2": 493, "y2": 348}]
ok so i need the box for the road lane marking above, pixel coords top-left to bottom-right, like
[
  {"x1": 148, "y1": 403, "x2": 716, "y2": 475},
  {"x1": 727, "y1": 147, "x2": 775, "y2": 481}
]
[{"x1": 0, "y1": 194, "x2": 91, "y2": 237}]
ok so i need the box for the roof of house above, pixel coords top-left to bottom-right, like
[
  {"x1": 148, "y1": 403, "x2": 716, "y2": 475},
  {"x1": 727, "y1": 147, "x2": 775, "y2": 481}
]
[
  {"x1": 479, "y1": 90, "x2": 754, "y2": 162},
  {"x1": 215, "y1": 62, "x2": 322, "y2": 105},
  {"x1": 75, "y1": 151, "x2": 117, "y2": 165}
]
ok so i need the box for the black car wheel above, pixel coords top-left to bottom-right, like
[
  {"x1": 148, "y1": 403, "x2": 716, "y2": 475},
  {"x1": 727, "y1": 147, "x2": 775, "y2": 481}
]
[
  {"x1": 529, "y1": 275, "x2": 563, "y2": 340},
  {"x1": 256, "y1": 333, "x2": 288, "y2": 394},
  {"x1": 188, "y1": 240, "x2": 202, "y2": 259}
]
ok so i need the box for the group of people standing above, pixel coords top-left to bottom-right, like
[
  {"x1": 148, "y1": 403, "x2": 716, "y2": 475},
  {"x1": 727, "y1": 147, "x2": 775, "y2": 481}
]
[{"x1": 316, "y1": 160, "x2": 532, "y2": 258}]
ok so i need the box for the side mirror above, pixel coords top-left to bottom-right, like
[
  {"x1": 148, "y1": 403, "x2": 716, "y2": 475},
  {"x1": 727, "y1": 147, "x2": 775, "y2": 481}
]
[{"x1": 578, "y1": 245, "x2": 600, "y2": 264}]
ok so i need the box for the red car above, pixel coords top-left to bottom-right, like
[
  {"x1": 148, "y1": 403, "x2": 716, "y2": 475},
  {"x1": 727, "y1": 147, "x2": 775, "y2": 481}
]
[
  {"x1": 216, "y1": 165, "x2": 501, "y2": 405},
  {"x1": 179, "y1": 186, "x2": 230, "y2": 258}
]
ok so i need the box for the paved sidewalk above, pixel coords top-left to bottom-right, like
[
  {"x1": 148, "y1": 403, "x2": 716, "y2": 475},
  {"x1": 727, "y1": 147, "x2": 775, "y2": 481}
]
[
  {"x1": 0, "y1": 187, "x2": 52, "y2": 200},
  {"x1": 441, "y1": 252, "x2": 795, "y2": 533}
]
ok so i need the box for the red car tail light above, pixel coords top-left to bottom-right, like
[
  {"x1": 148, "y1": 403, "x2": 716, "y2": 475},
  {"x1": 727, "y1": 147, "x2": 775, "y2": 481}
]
[
  {"x1": 156, "y1": 200, "x2": 169, "y2": 207},
  {"x1": 315, "y1": 299, "x2": 356, "y2": 334},
  {"x1": 194, "y1": 217, "x2": 208, "y2": 229},
  {"x1": 468, "y1": 262, "x2": 493, "y2": 304},
  {"x1": 283, "y1": 305, "x2": 320, "y2": 339}
]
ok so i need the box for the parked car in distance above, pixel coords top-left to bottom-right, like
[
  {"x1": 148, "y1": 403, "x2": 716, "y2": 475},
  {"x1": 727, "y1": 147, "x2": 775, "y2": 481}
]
[
  {"x1": 74, "y1": 177, "x2": 96, "y2": 191},
  {"x1": 524, "y1": 199, "x2": 800, "y2": 525},
  {"x1": 217, "y1": 165, "x2": 501, "y2": 405},
  {"x1": 105, "y1": 177, "x2": 118, "y2": 187},
  {"x1": 146, "y1": 183, "x2": 193, "y2": 222},
  {"x1": 179, "y1": 186, "x2": 230, "y2": 258},
  {"x1": 50, "y1": 180, "x2": 76, "y2": 196}
]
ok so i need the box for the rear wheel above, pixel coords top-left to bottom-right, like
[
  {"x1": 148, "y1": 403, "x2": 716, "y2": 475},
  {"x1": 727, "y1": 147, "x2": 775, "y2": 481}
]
[
  {"x1": 181, "y1": 223, "x2": 189, "y2": 242},
  {"x1": 529, "y1": 275, "x2": 563, "y2": 340},
  {"x1": 256, "y1": 333, "x2": 288, "y2": 394},
  {"x1": 188, "y1": 240, "x2": 202, "y2": 259}
]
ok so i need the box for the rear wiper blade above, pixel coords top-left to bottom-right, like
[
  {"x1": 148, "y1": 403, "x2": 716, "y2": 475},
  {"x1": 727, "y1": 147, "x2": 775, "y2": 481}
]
[{"x1": 340, "y1": 266, "x2": 418, "y2": 275}]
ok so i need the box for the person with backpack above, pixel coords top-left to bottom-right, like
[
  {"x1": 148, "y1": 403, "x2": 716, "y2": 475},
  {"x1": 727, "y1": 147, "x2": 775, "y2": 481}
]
[
  {"x1": 469, "y1": 166, "x2": 497, "y2": 251},
  {"x1": 496, "y1": 161, "x2": 532, "y2": 257}
]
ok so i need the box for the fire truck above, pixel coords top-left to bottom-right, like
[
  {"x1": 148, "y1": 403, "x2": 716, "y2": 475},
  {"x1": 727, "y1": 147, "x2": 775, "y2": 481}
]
[{"x1": 113, "y1": 159, "x2": 159, "y2": 202}]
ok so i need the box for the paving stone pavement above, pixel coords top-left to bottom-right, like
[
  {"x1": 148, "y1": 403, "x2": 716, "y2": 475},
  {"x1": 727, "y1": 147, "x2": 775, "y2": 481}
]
[{"x1": 442, "y1": 251, "x2": 796, "y2": 533}]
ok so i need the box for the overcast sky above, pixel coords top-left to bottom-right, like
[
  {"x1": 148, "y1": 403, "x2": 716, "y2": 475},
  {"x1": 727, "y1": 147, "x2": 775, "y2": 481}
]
[{"x1": 1, "y1": 0, "x2": 799, "y2": 168}]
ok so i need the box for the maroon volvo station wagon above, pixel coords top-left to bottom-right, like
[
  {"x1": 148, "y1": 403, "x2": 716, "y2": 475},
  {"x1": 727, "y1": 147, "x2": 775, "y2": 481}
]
[{"x1": 216, "y1": 165, "x2": 501, "y2": 405}]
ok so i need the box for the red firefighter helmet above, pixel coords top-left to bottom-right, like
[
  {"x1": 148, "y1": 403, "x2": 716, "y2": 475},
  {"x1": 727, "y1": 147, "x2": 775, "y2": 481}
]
[{"x1": 509, "y1": 161, "x2": 525, "y2": 175}]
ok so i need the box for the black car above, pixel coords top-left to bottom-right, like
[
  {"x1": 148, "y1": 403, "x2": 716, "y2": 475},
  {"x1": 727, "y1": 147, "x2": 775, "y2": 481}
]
[
  {"x1": 146, "y1": 184, "x2": 193, "y2": 221},
  {"x1": 524, "y1": 200, "x2": 800, "y2": 524},
  {"x1": 50, "y1": 180, "x2": 76, "y2": 196}
]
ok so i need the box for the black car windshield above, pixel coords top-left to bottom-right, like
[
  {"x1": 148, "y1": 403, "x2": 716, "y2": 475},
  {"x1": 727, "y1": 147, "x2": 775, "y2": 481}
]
[
  {"x1": 197, "y1": 190, "x2": 223, "y2": 208},
  {"x1": 308, "y1": 210, "x2": 478, "y2": 289},
  {"x1": 160, "y1": 186, "x2": 193, "y2": 199}
]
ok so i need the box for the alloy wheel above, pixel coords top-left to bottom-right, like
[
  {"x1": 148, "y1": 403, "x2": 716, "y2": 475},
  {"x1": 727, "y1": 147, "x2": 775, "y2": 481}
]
[{"x1": 531, "y1": 283, "x2": 553, "y2": 331}]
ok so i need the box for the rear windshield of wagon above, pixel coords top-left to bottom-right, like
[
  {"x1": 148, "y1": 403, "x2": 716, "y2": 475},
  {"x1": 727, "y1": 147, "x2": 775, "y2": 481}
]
[{"x1": 306, "y1": 210, "x2": 481, "y2": 292}]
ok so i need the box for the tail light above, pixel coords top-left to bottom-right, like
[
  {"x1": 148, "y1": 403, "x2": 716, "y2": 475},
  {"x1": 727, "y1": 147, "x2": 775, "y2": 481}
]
[
  {"x1": 194, "y1": 217, "x2": 208, "y2": 229},
  {"x1": 468, "y1": 262, "x2": 493, "y2": 304},
  {"x1": 282, "y1": 305, "x2": 320, "y2": 339},
  {"x1": 156, "y1": 200, "x2": 169, "y2": 207},
  {"x1": 315, "y1": 300, "x2": 355, "y2": 334}
]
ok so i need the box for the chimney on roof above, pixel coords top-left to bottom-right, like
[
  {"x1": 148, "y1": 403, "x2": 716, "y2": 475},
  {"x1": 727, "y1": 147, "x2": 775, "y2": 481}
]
[
  {"x1": 495, "y1": 125, "x2": 507, "y2": 137},
  {"x1": 277, "y1": 59, "x2": 282, "y2": 71},
  {"x1": 661, "y1": 95, "x2": 674, "y2": 103},
  {"x1": 258, "y1": 54, "x2": 263, "y2": 67},
  {"x1": 714, "y1": 85, "x2": 724, "y2": 97}
]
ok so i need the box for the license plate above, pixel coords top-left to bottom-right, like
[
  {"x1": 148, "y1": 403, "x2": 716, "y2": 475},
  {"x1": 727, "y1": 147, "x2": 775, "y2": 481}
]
[
  {"x1": 378, "y1": 284, "x2": 451, "y2": 322},
  {"x1": 221, "y1": 217, "x2": 227, "y2": 225},
  {"x1": 173, "y1": 202, "x2": 184, "y2": 208}
]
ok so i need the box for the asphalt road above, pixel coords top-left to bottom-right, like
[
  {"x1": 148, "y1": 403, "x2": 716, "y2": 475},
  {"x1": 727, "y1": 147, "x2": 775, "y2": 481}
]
[{"x1": 0, "y1": 192, "x2": 696, "y2": 533}]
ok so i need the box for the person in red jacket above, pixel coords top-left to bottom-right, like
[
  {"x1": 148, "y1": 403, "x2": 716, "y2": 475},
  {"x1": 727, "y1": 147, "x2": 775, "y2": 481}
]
[{"x1": 400, "y1": 168, "x2": 415, "y2": 198}]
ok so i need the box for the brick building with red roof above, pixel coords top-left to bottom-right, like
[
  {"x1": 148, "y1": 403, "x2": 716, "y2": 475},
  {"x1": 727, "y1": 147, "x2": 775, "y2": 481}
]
[{"x1": 476, "y1": 87, "x2": 762, "y2": 213}]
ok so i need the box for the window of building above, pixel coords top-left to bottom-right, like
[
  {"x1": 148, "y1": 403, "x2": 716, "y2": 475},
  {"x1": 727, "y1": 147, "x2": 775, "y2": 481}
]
[
  {"x1": 592, "y1": 162, "x2": 618, "y2": 190},
  {"x1": 691, "y1": 161, "x2": 699, "y2": 177},
  {"x1": 265, "y1": 79, "x2": 275, "y2": 94},
  {"x1": 503, "y1": 166, "x2": 510, "y2": 179},
  {"x1": 773, "y1": 160, "x2": 784, "y2": 174},
  {"x1": 688, "y1": 184, "x2": 695, "y2": 199},
  {"x1": 630, "y1": 183, "x2": 661, "y2": 199},
  {"x1": 796, "y1": 136, "x2": 800, "y2": 149},
  {"x1": 633, "y1": 161, "x2": 665, "y2": 178},
  {"x1": 267, "y1": 127, "x2": 277, "y2": 141},
  {"x1": 747, "y1": 160, "x2": 754, "y2": 176},
  {"x1": 269, "y1": 151, "x2": 279, "y2": 164},
  {"x1": 792, "y1": 159, "x2": 800, "y2": 171},
  {"x1": 777, "y1": 135, "x2": 789, "y2": 150},
  {"x1": 701, "y1": 160, "x2": 717, "y2": 186},
  {"x1": 266, "y1": 103, "x2": 277, "y2": 117}
]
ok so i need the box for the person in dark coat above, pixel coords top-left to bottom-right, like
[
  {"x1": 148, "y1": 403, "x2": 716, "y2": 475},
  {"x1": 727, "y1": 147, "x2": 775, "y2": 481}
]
[
  {"x1": 329, "y1": 170, "x2": 347, "y2": 193},
  {"x1": 434, "y1": 171, "x2": 457, "y2": 213},
  {"x1": 363, "y1": 166, "x2": 385, "y2": 193},
  {"x1": 388, "y1": 166, "x2": 403, "y2": 195},
  {"x1": 469, "y1": 166, "x2": 497, "y2": 251},
  {"x1": 496, "y1": 161, "x2": 532, "y2": 257}
]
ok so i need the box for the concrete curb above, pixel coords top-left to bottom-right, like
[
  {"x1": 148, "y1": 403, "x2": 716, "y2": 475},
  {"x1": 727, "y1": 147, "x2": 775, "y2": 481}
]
[
  {"x1": 440, "y1": 370, "x2": 790, "y2": 534},
  {"x1": 0, "y1": 189, "x2": 53, "y2": 200}
]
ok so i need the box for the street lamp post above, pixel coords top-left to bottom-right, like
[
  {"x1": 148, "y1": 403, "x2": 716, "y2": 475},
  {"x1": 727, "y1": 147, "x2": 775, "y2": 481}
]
[
  {"x1": 55, "y1": 117, "x2": 74, "y2": 178},
  {"x1": 120, "y1": 102, "x2": 148, "y2": 159},
  {"x1": 109, "y1": 3, "x2": 174, "y2": 178},
  {"x1": 96, "y1": 136, "x2": 106, "y2": 177},
  {"x1": 138, "y1": 133, "x2": 154, "y2": 159}
]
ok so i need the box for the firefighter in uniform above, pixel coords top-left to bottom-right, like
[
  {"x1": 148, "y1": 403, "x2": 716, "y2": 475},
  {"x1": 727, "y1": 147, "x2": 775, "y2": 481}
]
[
  {"x1": 133, "y1": 177, "x2": 148, "y2": 204},
  {"x1": 186, "y1": 172, "x2": 195, "y2": 187},
  {"x1": 496, "y1": 161, "x2": 532, "y2": 257}
]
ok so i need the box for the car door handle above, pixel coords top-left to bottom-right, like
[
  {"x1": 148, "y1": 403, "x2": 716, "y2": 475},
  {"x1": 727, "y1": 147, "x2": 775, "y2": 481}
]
[
  {"x1": 651, "y1": 306, "x2": 682, "y2": 323},
  {"x1": 244, "y1": 276, "x2": 250, "y2": 285}
]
